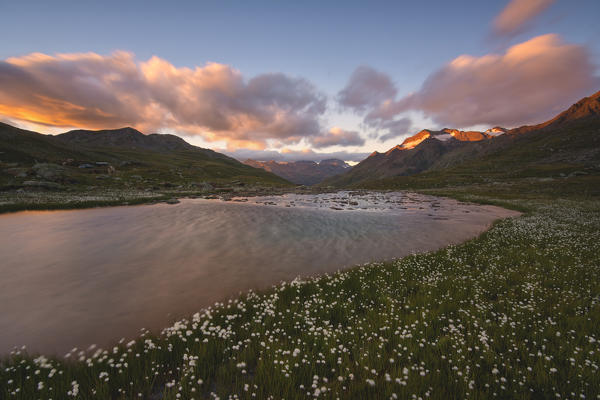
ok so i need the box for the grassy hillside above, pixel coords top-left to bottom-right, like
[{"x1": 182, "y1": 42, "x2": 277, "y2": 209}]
[
  {"x1": 0, "y1": 123, "x2": 293, "y2": 212},
  {"x1": 1, "y1": 100, "x2": 599, "y2": 400},
  {"x1": 338, "y1": 118, "x2": 600, "y2": 197},
  {"x1": 1, "y1": 121, "x2": 599, "y2": 398},
  {"x1": 0, "y1": 122, "x2": 291, "y2": 189},
  {"x1": 323, "y1": 91, "x2": 600, "y2": 188}
]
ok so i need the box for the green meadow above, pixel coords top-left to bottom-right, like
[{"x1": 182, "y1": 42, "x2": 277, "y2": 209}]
[{"x1": 2, "y1": 182, "x2": 599, "y2": 399}]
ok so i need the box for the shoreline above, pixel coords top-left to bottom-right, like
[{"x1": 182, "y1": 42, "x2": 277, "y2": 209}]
[
  {"x1": 2, "y1": 194, "x2": 598, "y2": 400},
  {"x1": 0, "y1": 186, "x2": 329, "y2": 215},
  {"x1": 0, "y1": 191, "x2": 518, "y2": 357}
]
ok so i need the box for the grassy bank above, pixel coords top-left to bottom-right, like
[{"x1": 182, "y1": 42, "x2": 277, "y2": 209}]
[
  {"x1": 0, "y1": 185, "x2": 315, "y2": 215},
  {"x1": 0, "y1": 190, "x2": 171, "y2": 214},
  {"x1": 1, "y1": 193, "x2": 599, "y2": 399}
]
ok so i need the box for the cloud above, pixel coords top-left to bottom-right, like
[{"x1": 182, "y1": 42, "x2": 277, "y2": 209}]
[
  {"x1": 337, "y1": 66, "x2": 412, "y2": 140},
  {"x1": 0, "y1": 116, "x2": 15, "y2": 125},
  {"x1": 367, "y1": 116, "x2": 412, "y2": 142},
  {"x1": 493, "y1": 0, "x2": 554, "y2": 37},
  {"x1": 223, "y1": 148, "x2": 369, "y2": 163},
  {"x1": 373, "y1": 34, "x2": 599, "y2": 128},
  {"x1": 337, "y1": 66, "x2": 397, "y2": 112},
  {"x1": 0, "y1": 51, "x2": 327, "y2": 149},
  {"x1": 310, "y1": 127, "x2": 365, "y2": 148}
]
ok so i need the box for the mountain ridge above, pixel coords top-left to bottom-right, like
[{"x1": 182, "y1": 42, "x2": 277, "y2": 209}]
[
  {"x1": 244, "y1": 158, "x2": 350, "y2": 185},
  {"x1": 323, "y1": 89, "x2": 600, "y2": 187},
  {"x1": 0, "y1": 123, "x2": 291, "y2": 188},
  {"x1": 57, "y1": 127, "x2": 196, "y2": 153}
]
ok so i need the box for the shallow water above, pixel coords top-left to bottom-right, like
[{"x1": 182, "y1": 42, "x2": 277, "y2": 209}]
[{"x1": 0, "y1": 191, "x2": 518, "y2": 355}]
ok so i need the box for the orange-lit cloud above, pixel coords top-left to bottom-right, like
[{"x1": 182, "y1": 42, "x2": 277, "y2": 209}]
[
  {"x1": 0, "y1": 51, "x2": 327, "y2": 149},
  {"x1": 493, "y1": 0, "x2": 554, "y2": 37},
  {"x1": 367, "y1": 34, "x2": 599, "y2": 128}
]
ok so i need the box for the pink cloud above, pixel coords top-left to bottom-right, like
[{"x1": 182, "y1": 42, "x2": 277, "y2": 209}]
[
  {"x1": 374, "y1": 34, "x2": 599, "y2": 128},
  {"x1": 0, "y1": 51, "x2": 326, "y2": 149},
  {"x1": 337, "y1": 66, "x2": 411, "y2": 141},
  {"x1": 337, "y1": 66, "x2": 397, "y2": 112},
  {"x1": 310, "y1": 127, "x2": 365, "y2": 148},
  {"x1": 493, "y1": 0, "x2": 554, "y2": 37}
]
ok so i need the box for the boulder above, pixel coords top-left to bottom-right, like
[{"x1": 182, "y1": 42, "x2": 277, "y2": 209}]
[{"x1": 32, "y1": 163, "x2": 66, "y2": 181}]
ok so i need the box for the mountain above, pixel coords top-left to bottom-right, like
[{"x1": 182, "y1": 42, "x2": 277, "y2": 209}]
[
  {"x1": 57, "y1": 127, "x2": 196, "y2": 152},
  {"x1": 0, "y1": 123, "x2": 291, "y2": 188},
  {"x1": 244, "y1": 158, "x2": 351, "y2": 185},
  {"x1": 510, "y1": 90, "x2": 600, "y2": 134},
  {"x1": 323, "y1": 90, "x2": 600, "y2": 187},
  {"x1": 324, "y1": 128, "x2": 498, "y2": 187},
  {"x1": 485, "y1": 127, "x2": 508, "y2": 136},
  {"x1": 384, "y1": 128, "x2": 494, "y2": 152}
]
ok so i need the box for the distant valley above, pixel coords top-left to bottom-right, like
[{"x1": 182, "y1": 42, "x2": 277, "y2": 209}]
[
  {"x1": 244, "y1": 159, "x2": 351, "y2": 185},
  {"x1": 1, "y1": 90, "x2": 599, "y2": 211}
]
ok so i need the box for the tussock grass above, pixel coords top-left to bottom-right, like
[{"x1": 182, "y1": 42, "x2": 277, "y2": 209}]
[{"x1": 1, "y1": 197, "x2": 599, "y2": 399}]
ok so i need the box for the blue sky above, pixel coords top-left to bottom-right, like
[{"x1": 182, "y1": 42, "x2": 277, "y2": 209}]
[{"x1": 1, "y1": 0, "x2": 599, "y2": 161}]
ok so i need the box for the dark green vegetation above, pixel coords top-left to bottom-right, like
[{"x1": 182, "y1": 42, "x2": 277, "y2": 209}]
[
  {"x1": 1, "y1": 183, "x2": 599, "y2": 399},
  {"x1": 1, "y1": 94, "x2": 599, "y2": 399},
  {"x1": 356, "y1": 116, "x2": 600, "y2": 199},
  {"x1": 0, "y1": 123, "x2": 292, "y2": 212}
]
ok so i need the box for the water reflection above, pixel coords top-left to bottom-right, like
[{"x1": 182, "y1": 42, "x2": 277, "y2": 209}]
[{"x1": 0, "y1": 192, "x2": 518, "y2": 355}]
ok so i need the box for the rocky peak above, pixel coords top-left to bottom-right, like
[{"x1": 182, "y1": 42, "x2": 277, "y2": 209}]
[
  {"x1": 485, "y1": 127, "x2": 508, "y2": 136},
  {"x1": 399, "y1": 129, "x2": 434, "y2": 149},
  {"x1": 320, "y1": 159, "x2": 350, "y2": 168}
]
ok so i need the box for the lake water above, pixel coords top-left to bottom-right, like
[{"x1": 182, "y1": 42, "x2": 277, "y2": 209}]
[{"x1": 0, "y1": 191, "x2": 518, "y2": 355}]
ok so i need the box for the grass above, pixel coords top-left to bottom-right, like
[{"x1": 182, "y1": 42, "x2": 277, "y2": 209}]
[
  {"x1": 1, "y1": 187, "x2": 599, "y2": 399},
  {"x1": 323, "y1": 117, "x2": 600, "y2": 190},
  {"x1": 0, "y1": 122, "x2": 294, "y2": 212},
  {"x1": 0, "y1": 189, "x2": 170, "y2": 214}
]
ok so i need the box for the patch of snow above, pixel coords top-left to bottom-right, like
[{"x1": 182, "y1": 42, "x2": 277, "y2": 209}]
[
  {"x1": 485, "y1": 127, "x2": 506, "y2": 136},
  {"x1": 433, "y1": 133, "x2": 452, "y2": 142}
]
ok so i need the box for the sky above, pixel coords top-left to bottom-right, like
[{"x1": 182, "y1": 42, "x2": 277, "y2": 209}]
[{"x1": 1, "y1": 0, "x2": 599, "y2": 163}]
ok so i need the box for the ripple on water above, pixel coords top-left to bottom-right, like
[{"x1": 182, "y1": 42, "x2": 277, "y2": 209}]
[{"x1": 0, "y1": 191, "x2": 519, "y2": 355}]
